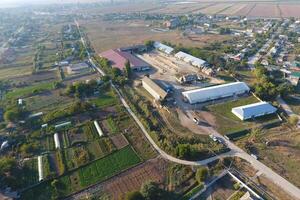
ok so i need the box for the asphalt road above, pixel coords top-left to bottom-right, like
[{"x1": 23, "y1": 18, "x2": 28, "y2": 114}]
[{"x1": 75, "y1": 19, "x2": 300, "y2": 200}]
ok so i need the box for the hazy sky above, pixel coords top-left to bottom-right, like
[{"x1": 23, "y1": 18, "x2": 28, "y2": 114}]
[{"x1": 0, "y1": 0, "x2": 109, "y2": 6}]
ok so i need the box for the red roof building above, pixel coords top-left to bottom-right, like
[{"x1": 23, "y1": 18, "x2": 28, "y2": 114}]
[{"x1": 99, "y1": 49, "x2": 150, "y2": 71}]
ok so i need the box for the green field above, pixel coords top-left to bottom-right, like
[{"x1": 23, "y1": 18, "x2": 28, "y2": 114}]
[
  {"x1": 78, "y1": 145, "x2": 141, "y2": 187},
  {"x1": 206, "y1": 95, "x2": 260, "y2": 134},
  {"x1": 90, "y1": 89, "x2": 118, "y2": 108},
  {"x1": 5, "y1": 82, "x2": 54, "y2": 100}
]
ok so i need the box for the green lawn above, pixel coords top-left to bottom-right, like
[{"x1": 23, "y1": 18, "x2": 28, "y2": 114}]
[
  {"x1": 78, "y1": 146, "x2": 141, "y2": 187},
  {"x1": 5, "y1": 82, "x2": 54, "y2": 100},
  {"x1": 206, "y1": 95, "x2": 260, "y2": 134},
  {"x1": 90, "y1": 89, "x2": 118, "y2": 108}
]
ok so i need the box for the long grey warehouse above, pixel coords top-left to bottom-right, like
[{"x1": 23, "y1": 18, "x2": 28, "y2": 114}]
[{"x1": 182, "y1": 82, "x2": 250, "y2": 104}]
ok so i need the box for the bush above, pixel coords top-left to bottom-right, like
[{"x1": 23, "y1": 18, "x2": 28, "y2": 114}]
[
  {"x1": 195, "y1": 167, "x2": 208, "y2": 183},
  {"x1": 126, "y1": 191, "x2": 145, "y2": 200},
  {"x1": 288, "y1": 115, "x2": 299, "y2": 127}
]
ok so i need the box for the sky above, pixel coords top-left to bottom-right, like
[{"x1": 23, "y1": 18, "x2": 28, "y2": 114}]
[{"x1": 0, "y1": 0, "x2": 109, "y2": 6}]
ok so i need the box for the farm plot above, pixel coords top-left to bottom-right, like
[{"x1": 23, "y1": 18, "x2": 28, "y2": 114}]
[
  {"x1": 219, "y1": 4, "x2": 247, "y2": 15},
  {"x1": 5, "y1": 81, "x2": 55, "y2": 100},
  {"x1": 11, "y1": 71, "x2": 58, "y2": 86},
  {"x1": 200, "y1": 3, "x2": 233, "y2": 15},
  {"x1": 154, "y1": 3, "x2": 212, "y2": 14},
  {"x1": 83, "y1": 121, "x2": 101, "y2": 140},
  {"x1": 20, "y1": 158, "x2": 39, "y2": 188},
  {"x1": 110, "y1": 134, "x2": 129, "y2": 150},
  {"x1": 67, "y1": 126, "x2": 88, "y2": 146},
  {"x1": 40, "y1": 135, "x2": 55, "y2": 152},
  {"x1": 234, "y1": 3, "x2": 256, "y2": 16},
  {"x1": 78, "y1": 146, "x2": 141, "y2": 188},
  {"x1": 247, "y1": 4, "x2": 281, "y2": 18},
  {"x1": 102, "y1": 158, "x2": 168, "y2": 200},
  {"x1": 102, "y1": 116, "x2": 119, "y2": 135},
  {"x1": 279, "y1": 4, "x2": 300, "y2": 18},
  {"x1": 25, "y1": 90, "x2": 73, "y2": 113}
]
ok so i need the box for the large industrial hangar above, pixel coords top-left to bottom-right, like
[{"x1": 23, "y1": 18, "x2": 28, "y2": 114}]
[
  {"x1": 232, "y1": 101, "x2": 277, "y2": 121},
  {"x1": 182, "y1": 82, "x2": 250, "y2": 104}
]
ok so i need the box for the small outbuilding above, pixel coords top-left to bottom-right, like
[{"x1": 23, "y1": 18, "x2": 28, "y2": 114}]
[
  {"x1": 94, "y1": 120, "x2": 104, "y2": 137},
  {"x1": 142, "y1": 76, "x2": 168, "y2": 101},
  {"x1": 232, "y1": 101, "x2": 277, "y2": 121},
  {"x1": 153, "y1": 42, "x2": 174, "y2": 55},
  {"x1": 54, "y1": 133, "x2": 61, "y2": 149},
  {"x1": 38, "y1": 156, "x2": 44, "y2": 182}
]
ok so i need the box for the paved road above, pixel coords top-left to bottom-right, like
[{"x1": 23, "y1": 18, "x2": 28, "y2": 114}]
[{"x1": 75, "y1": 20, "x2": 300, "y2": 200}]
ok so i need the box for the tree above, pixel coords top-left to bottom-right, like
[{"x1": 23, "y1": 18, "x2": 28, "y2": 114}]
[
  {"x1": 111, "y1": 67, "x2": 122, "y2": 79},
  {"x1": 140, "y1": 181, "x2": 162, "y2": 200},
  {"x1": 125, "y1": 60, "x2": 132, "y2": 78},
  {"x1": 195, "y1": 167, "x2": 208, "y2": 183},
  {"x1": 176, "y1": 144, "x2": 191, "y2": 159},
  {"x1": 288, "y1": 115, "x2": 299, "y2": 127},
  {"x1": 126, "y1": 191, "x2": 145, "y2": 200},
  {"x1": 277, "y1": 82, "x2": 294, "y2": 98},
  {"x1": 145, "y1": 40, "x2": 154, "y2": 49}
]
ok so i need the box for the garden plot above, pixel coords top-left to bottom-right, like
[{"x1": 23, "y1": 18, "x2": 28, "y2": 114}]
[
  {"x1": 102, "y1": 158, "x2": 168, "y2": 200},
  {"x1": 20, "y1": 158, "x2": 39, "y2": 188},
  {"x1": 110, "y1": 134, "x2": 129, "y2": 150},
  {"x1": 78, "y1": 146, "x2": 141, "y2": 187}
]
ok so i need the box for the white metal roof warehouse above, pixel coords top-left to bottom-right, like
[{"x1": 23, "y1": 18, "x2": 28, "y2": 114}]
[
  {"x1": 182, "y1": 82, "x2": 250, "y2": 104},
  {"x1": 153, "y1": 42, "x2": 174, "y2": 55},
  {"x1": 175, "y1": 51, "x2": 207, "y2": 68},
  {"x1": 232, "y1": 101, "x2": 277, "y2": 121}
]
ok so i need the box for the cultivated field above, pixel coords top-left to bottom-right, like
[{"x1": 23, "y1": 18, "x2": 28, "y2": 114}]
[
  {"x1": 200, "y1": 3, "x2": 234, "y2": 15},
  {"x1": 247, "y1": 4, "x2": 281, "y2": 18},
  {"x1": 280, "y1": 4, "x2": 300, "y2": 18},
  {"x1": 83, "y1": 19, "x2": 231, "y2": 53},
  {"x1": 218, "y1": 4, "x2": 247, "y2": 15}
]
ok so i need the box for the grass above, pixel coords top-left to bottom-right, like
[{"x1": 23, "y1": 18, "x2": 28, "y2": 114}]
[
  {"x1": 206, "y1": 95, "x2": 261, "y2": 134},
  {"x1": 78, "y1": 145, "x2": 141, "y2": 187},
  {"x1": 5, "y1": 82, "x2": 54, "y2": 100},
  {"x1": 90, "y1": 89, "x2": 118, "y2": 108},
  {"x1": 105, "y1": 117, "x2": 119, "y2": 134},
  {"x1": 182, "y1": 183, "x2": 204, "y2": 200},
  {"x1": 283, "y1": 96, "x2": 300, "y2": 115}
]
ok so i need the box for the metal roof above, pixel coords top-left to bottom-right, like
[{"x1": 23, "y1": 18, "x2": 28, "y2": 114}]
[
  {"x1": 100, "y1": 49, "x2": 149, "y2": 70},
  {"x1": 153, "y1": 42, "x2": 174, "y2": 54},
  {"x1": 232, "y1": 101, "x2": 277, "y2": 120},
  {"x1": 142, "y1": 76, "x2": 167, "y2": 100},
  {"x1": 175, "y1": 51, "x2": 206, "y2": 67},
  {"x1": 182, "y1": 82, "x2": 250, "y2": 104}
]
